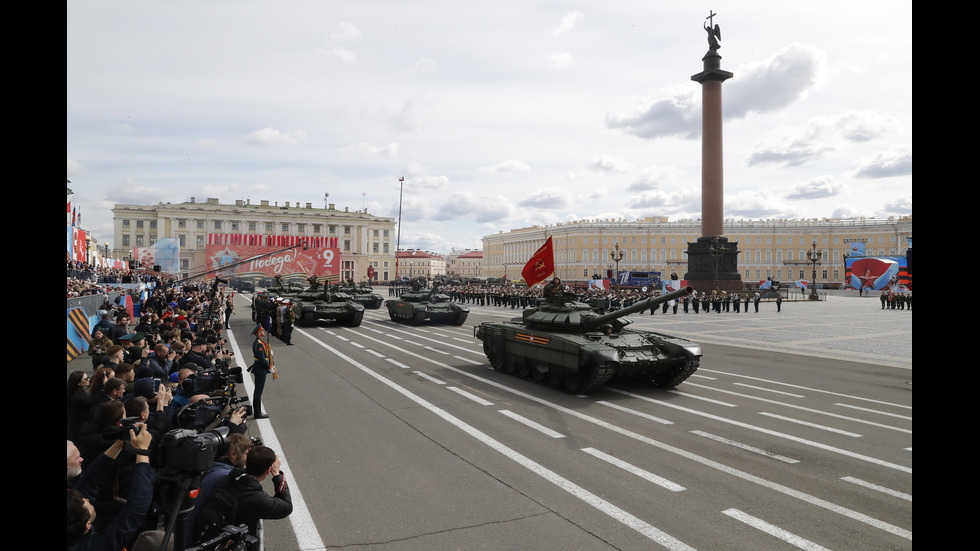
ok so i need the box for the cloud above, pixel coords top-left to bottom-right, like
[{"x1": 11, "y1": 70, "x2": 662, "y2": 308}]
[
  {"x1": 724, "y1": 190, "x2": 785, "y2": 218},
  {"x1": 608, "y1": 43, "x2": 828, "y2": 142},
  {"x1": 726, "y1": 43, "x2": 827, "y2": 119},
  {"x1": 106, "y1": 179, "x2": 171, "y2": 205},
  {"x1": 605, "y1": 87, "x2": 700, "y2": 140},
  {"x1": 340, "y1": 142, "x2": 400, "y2": 158},
  {"x1": 518, "y1": 189, "x2": 568, "y2": 209},
  {"x1": 746, "y1": 112, "x2": 895, "y2": 169},
  {"x1": 853, "y1": 149, "x2": 912, "y2": 178},
  {"x1": 479, "y1": 159, "x2": 531, "y2": 173},
  {"x1": 244, "y1": 127, "x2": 307, "y2": 146},
  {"x1": 880, "y1": 196, "x2": 912, "y2": 216},
  {"x1": 627, "y1": 166, "x2": 683, "y2": 192},
  {"x1": 587, "y1": 156, "x2": 632, "y2": 173},
  {"x1": 403, "y1": 162, "x2": 449, "y2": 192},
  {"x1": 433, "y1": 191, "x2": 515, "y2": 222},
  {"x1": 625, "y1": 187, "x2": 699, "y2": 212},
  {"x1": 552, "y1": 12, "x2": 584, "y2": 36},
  {"x1": 784, "y1": 176, "x2": 843, "y2": 200}
]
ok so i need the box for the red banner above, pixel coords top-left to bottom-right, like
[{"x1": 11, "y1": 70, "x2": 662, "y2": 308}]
[{"x1": 204, "y1": 244, "x2": 339, "y2": 279}]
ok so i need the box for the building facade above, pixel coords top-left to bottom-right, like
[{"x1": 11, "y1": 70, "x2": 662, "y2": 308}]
[
  {"x1": 395, "y1": 249, "x2": 447, "y2": 280},
  {"x1": 112, "y1": 197, "x2": 397, "y2": 281},
  {"x1": 482, "y1": 216, "x2": 912, "y2": 287},
  {"x1": 446, "y1": 249, "x2": 483, "y2": 280}
]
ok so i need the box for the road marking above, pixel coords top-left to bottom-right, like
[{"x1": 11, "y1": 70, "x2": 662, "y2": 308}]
[
  {"x1": 498, "y1": 409, "x2": 565, "y2": 438},
  {"x1": 722, "y1": 509, "x2": 832, "y2": 551},
  {"x1": 581, "y1": 448, "x2": 685, "y2": 492}
]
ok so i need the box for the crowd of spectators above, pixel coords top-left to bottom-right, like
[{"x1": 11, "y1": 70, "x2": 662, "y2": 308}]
[
  {"x1": 67, "y1": 260, "x2": 171, "y2": 298},
  {"x1": 67, "y1": 272, "x2": 291, "y2": 550}
]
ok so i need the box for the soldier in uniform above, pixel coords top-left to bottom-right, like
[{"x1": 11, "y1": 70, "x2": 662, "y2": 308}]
[
  {"x1": 281, "y1": 300, "x2": 294, "y2": 345},
  {"x1": 543, "y1": 277, "x2": 563, "y2": 304},
  {"x1": 248, "y1": 325, "x2": 272, "y2": 419},
  {"x1": 753, "y1": 292, "x2": 761, "y2": 313}
]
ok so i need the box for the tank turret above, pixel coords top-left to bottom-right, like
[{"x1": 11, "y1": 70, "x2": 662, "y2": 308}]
[
  {"x1": 523, "y1": 286, "x2": 693, "y2": 332},
  {"x1": 386, "y1": 280, "x2": 469, "y2": 325},
  {"x1": 475, "y1": 286, "x2": 702, "y2": 394}
]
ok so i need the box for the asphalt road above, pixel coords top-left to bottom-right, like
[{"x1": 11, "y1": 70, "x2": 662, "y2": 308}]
[{"x1": 221, "y1": 293, "x2": 911, "y2": 551}]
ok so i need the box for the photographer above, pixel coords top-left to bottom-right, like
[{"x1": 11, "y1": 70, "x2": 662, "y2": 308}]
[{"x1": 67, "y1": 426, "x2": 153, "y2": 551}]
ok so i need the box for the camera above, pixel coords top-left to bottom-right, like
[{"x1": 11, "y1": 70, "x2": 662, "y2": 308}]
[
  {"x1": 157, "y1": 426, "x2": 231, "y2": 474},
  {"x1": 188, "y1": 523, "x2": 256, "y2": 551}
]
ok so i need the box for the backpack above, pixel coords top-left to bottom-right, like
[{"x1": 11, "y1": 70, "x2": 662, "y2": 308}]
[{"x1": 192, "y1": 469, "x2": 244, "y2": 544}]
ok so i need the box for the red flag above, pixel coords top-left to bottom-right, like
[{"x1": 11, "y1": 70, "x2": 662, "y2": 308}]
[{"x1": 521, "y1": 236, "x2": 555, "y2": 287}]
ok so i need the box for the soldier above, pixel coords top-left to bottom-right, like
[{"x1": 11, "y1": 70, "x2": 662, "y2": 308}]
[
  {"x1": 776, "y1": 294, "x2": 782, "y2": 312},
  {"x1": 753, "y1": 292, "x2": 761, "y2": 313},
  {"x1": 281, "y1": 300, "x2": 294, "y2": 345}
]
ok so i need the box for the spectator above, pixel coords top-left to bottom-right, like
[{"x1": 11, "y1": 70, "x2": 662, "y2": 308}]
[
  {"x1": 88, "y1": 329, "x2": 113, "y2": 369},
  {"x1": 231, "y1": 445, "x2": 293, "y2": 538},
  {"x1": 136, "y1": 343, "x2": 173, "y2": 379},
  {"x1": 68, "y1": 371, "x2": 93, "y2": 442},
  {"x1": 91, "y1": 377, "x2": 126, "y2": 409},
  {"x1": 67, "y1": 426, "x2": 153, "y2": 551}
]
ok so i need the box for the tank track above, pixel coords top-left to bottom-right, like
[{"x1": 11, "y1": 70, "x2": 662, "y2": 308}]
[
  {"x1": 486, "y1": 348, "x2": 616, "y2": 395},
  {"x1": 647, "y1": 357, "x2": 700, "y2": 389}
]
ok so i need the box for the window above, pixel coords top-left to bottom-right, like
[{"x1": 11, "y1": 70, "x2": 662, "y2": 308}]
[
  {"x1": 136, "y1": 220, "x2": 144, "y2": 229},
  {"x1": 122, "y1": 235, "x2": 130, "y2": 246},
  {"x1": 372, "y1": 243, "x2": 379, "y2": 253},
  {"x1": 214, "y1": 221, "x2": 221, "y2": 230},
  {"x1": 373, "y1": 229, "x2": 379, "y2": 237},
  {"x1": 150, "y1": 221, "x2": 157, "y2": 229},
  {"x1": 122, "y1": 219, "x2": 130, "y2": 227},
  {"x1": 231, "y1": 222, "x2": 239, "y2": 231},
  {"x1": 297, "y1": 224, "x2": 305, "y2": 232},
  {"x1": 344, "y1": 226, "x2": 351, "y2": 235},
  {"x1": 281, "y1": 223, "x2": 289, "y2": 232},
  {"x1": 197, "y1": 236, "x2": 204, "y2": 247},
  {"x1": 313, "y1": 224, "x2": 321, "y2": 233},
  {"x1": 136, "y1": 235, "x2": 144, "y2": 247},
  {"x1": 329, "y1": 225, "x2": 336, "y2": 234},
  {"x1": 383, "y1": 229, "x2": 389, "y2": 238},
  {"x1": 344, "y1": 240, "x2": 351, "y2": 251},
  {"x1": 197, "y1": 220, "x2": 205, "y2": 229},
  {"x1": 178, "y1": 219, "x2": 186, "y2": 228},
  {"x1": 265, "y1": 223, "x2": 273, "y2": 232},
  {"x1": 249, "y1": 222, "x2": 256, "y2": 231},
  {"x1": 179, "y1": 235, "x2": 186, "y2": 247},
  {"x1": 383, "y1": 243, "x2": 389, "y2": 253}
]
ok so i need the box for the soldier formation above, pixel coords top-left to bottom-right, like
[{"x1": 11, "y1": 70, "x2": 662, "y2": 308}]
[{"x1": 880, "y1": 290, "x2": 912, "y2": 310}]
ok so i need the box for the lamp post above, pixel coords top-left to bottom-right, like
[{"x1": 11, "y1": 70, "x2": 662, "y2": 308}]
[
  {"x1": 806, "y1": 238, "x2": 822, "y2": 301},
  {"x1": 395, "y1": 176, "x2": 404, "y2": 280},
  {"x1": 609, "y1": 243, "x2": 624, "y2": 291}
]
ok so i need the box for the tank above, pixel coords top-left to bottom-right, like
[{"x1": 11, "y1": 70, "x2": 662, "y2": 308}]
[
  {"x1": 386, "y1": 279, "x2": 469, "y2": 325},
  {"x1": 474, "y1": 286, "x2": 702, "y2": 394},
  {"x1": 337, "y1": 282, "x2": 384, "y2": 309},
  {"x1": 256, "y1": 277, "x2": 364, "y2": 327}
]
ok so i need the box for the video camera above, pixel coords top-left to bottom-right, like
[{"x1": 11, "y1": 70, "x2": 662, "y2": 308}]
[{"x1": 176, "y1": 362, "x2": 250, "y2": 431}]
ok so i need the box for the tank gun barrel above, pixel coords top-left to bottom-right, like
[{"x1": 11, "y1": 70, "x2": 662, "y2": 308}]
[{"x1": 586, "y1": 286, "x2": 694, "y2": 330}]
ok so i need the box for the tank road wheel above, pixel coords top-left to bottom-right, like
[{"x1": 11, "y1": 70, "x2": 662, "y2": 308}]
[
  {"x1": 487, "y1": 343, "x2": 506, "y2": 371},
  {"x1": 516, "y1": 357, "x2": 532, "y2": 379},
  {"x1": 410, "y1": 311, "x2": 426, "y2": 326},
  {"x1": 545, "y1": 371, "x2": 563, "y2": 388},
  {"x1": 530, "y1": 364, "x2": 546, "y2": 382},
  {"x1": 345, "y1": 311, "x2": 364, "y2": 327},
  {"x1": 562, "y1": 363, "x2": 616, "y2": 394},
  {"x1": 647, "y1": 358, "x2": 700, "y2": 389}
]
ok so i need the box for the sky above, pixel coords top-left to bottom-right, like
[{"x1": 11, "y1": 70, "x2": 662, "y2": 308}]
[{"x1": 67, "y1": 1, "x2": 912, "y2": 254}]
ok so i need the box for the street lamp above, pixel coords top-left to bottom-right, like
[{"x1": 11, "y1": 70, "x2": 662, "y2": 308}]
[
  {"x1": 609, "y1": 243, "x2": 624, "y2": 291},
  {"x1": 806, "y1": 238, "x2": 822, "y2": 301},
  {"x1": 395, "y1": 176, "x2": 404, "y2": 280}
]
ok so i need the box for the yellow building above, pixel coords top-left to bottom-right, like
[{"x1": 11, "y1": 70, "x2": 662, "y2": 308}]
[{"x1": 482, "y1": 216, "x2": 912, "y2": 286}]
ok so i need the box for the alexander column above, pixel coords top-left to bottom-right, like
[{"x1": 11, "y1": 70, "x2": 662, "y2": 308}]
[{"x1": 684, "y1": 11, "x2": 742, "y2": 292}]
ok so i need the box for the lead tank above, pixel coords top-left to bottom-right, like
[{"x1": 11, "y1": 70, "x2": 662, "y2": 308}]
[
  {"x1": 386, "y1": 279, "x2": 469, "y2": 325},
  {"x1": 474, "y1": 286, "x2": 701, "y2": 394},
  {"x1": 337, "y1": 282, "x2": 384, "y2": 309}
]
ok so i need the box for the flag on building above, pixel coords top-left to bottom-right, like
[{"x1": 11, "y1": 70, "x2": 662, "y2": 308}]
[{"x1": 521, "y1": 236, "x2": 555, "y2": 287}]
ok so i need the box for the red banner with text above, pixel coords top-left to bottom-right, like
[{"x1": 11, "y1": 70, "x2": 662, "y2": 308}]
[{"x1": 204, "y1": 244, "x2": 339, "y2": 280}]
